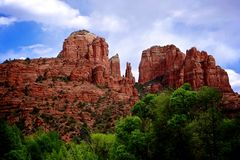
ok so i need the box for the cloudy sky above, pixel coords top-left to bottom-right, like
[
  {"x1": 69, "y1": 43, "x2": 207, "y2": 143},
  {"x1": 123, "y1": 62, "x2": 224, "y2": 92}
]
[{"x1": 0, "y1": 0, "x2": 240, "y2": 92}]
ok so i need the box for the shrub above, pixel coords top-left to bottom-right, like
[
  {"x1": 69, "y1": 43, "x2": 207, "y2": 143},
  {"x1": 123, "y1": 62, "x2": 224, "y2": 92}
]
[
  {"x1": 24, "y1": 57, "x2": 31, "y2": 64},
  {"x1": 36, "y1": 75, "x2": 47, "y2": 83}
]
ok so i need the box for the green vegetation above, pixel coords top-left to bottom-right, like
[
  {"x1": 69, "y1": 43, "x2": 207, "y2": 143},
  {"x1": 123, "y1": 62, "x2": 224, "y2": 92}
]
[{"x1": 1, "y1": 83, "x2": 240, "y2": 159}]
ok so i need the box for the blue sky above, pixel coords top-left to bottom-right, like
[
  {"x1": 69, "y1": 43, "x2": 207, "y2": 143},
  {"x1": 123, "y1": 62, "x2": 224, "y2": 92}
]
[{"x1": 0, "y1": 0, "x2": 240, "y2": 92}]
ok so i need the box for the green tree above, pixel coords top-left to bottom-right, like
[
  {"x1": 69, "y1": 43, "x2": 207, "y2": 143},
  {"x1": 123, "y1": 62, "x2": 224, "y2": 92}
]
[
  {"x1": 25, "y1": 130, "x2": 63, "y2": 160},
  {"x1": 4, "y1": 148, "x2": 28, "y2": 160},
  {"x1": 217, "y1": 114, "x2": 240, "y2": 159},
  {"x1": 196, "y1": 86, "x2": 222, "y2": 111},
  {"x1": 91, "y1": 133, "x2": 115, "y2": 160},
  {"x1": 69, "y1": 142, "x2": 98, "y2": 160},
  {"x1": 169, "y1": 84, "x2": 197, "y2": 115},
  {"x1": 132, "y1": 94, "x2": 156, "y2": 120},
  {"x1": 25, "y1": 136, "x2": 44, "y2": 160},
  {"x1": 131, "y1": 94, "x2": 157, "y2": 132},
  {"x1": 115, "y1": 116, "x2": 142, "y2": 142},
  {"x1": 187, "y1": 108, "x2": 223, "y2": 160},
  {"x1": 0, "y1": 120, "x2": 27, "y2": 160},
  {"x1": 111, "y1": 144, "x2": 136, "y2": 160},
  {"x1": 113, "y1": 116, "x2": 151, "y2": 160},
  {"x1": 151, "y1": 84, "x2": 196, "y2": 159}
]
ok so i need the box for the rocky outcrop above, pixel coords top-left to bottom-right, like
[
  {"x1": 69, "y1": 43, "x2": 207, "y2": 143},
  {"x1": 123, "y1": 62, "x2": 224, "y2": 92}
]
[
  {"x1": 125, "y1": 62, "x2": 134, "y2": 80},
  {"x1": 139, "y1": 45, "x2": 232, "y2": 92},
  {"x1": 138, "y1": 45, "x2": 239, "y2": 110},
  {"x1": 109, "y1": 54, "x2": 121, "y2": 78},
  {"x1": 58, "y1": 30, "x2": 108, "y2": 64},
  {"x1": 121, "y1": 63, "x2": 138, "y2": 96},
  {"x1": 0, "y1": 30, "x2": 138, "y2": 141},
  {"x1": 139, "y1": 45, "x2": 185, "y2": 88},
  {"x1": 184, "y1": 47, "x2": 232, "y2": 92},
  {"x1": 222, "y1": 93, "x2": 240, "y2": 112}
]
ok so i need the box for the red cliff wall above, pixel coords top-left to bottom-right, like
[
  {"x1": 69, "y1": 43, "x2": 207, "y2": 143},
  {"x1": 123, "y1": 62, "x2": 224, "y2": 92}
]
[
  {"x1": 138, "y1": 45, "x2": 239, "y2": 111},
  {"x1": 0, "y1": 30, "x2": 138, "y2": 141},
  {"x1": 139, "y1": 45, "x2": 232, "y2": 92}
]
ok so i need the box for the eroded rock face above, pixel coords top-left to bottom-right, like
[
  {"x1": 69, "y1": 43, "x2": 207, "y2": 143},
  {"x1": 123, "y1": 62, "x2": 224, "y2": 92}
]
[
  {"x1": 139, "y1": 45, "x2": 186, "y2": 88},
  {"x1": 109, "y1": 54, "x2": 121, "y2": 78},
  {"x1": 138, "y1": 45, "x2": 239, "y2": 111},
  {"x1": 184, "y1": 47, "x2": 232, "y2": 92},
  {"x1": 59, "y1": 30, "x2": 105, "y2": 61},
  {"x1": 139, "y1": 45, "x2": 232, "y2": 92},
  {"x1": 0, "y1": 30, "x2": 138, "y2": 141},
  {"x1": 222, "y1": 93, "x2": 240, "y2": 113}
]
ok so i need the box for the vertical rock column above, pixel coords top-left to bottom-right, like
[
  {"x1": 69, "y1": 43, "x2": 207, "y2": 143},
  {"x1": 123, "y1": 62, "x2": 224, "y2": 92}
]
[{"x1": 109, "y1": 54, "x2": 121, "y2": 78}]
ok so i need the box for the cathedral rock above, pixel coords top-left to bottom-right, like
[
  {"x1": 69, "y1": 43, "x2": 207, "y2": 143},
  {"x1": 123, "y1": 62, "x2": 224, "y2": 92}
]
[
  {"x1": 138, "y1": 45, "x2": 240, "y2": 111},
  {"x1": 0, "y1": 30, "x2": 138, "y2": 141}
]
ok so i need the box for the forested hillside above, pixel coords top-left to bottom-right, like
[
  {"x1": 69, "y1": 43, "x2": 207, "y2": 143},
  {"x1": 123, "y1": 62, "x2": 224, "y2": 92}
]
[{"x1": 1, "y1": 83, "x2": 240, "y2": 160}]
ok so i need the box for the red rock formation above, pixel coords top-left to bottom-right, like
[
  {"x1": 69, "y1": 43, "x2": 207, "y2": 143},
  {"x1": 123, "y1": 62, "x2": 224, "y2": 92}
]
[
  {"x1": 0, "y1": 30, "x2": 138, "y2": 140},
  {"x1": 121, "y1": 63, "x2": 138, "y2": 96},
  {"x1": 92, "y1": 65, "x2": 106, "y2": 86},
  {"x1": 109, "y1": 54, "x2": 121, "y2": 78},
  {"x1": 125, "y1": 62, "x2": 134, "y2": 80},
  {"x1": 222, "y1": 92, "x2": 240, "y2": 112},
  {"x1": 184, "y1": 47, "x2": 232, "y2": 92},
  {"x1": 139, "y1": 45, "x2": 185, "y2": 88},
  {"x1": 138, "y1": 45, "x2": 239, "y2": 110},
  {"x1": 139, "y1": 45, "x2": 232, "y2": 92},
  {"x1": 58, "y1": 30, "x2": 110, "y2": 73}
]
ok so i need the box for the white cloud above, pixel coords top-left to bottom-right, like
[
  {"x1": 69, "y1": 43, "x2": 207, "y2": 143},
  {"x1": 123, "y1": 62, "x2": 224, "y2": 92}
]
[
  {"x1": 143, "y1": 18, "x2": 240, "y2": 66},
  {"x1": 90, "y1": 13, "x2": 128, "y2": 33},
  {"x1": 19, "y1": 44, "x2": 54, "y2": 57},
  {"x1": 197, "y1": 39, "x2": 240, "y2": 66},
  {"x1": 0, "y1": 16, "x2": 16, "y2": 25},
  {"x1": 132, "y1": 69, "x2": 139, "y2": 82},
  {"x1": 107, "y1": 15, "x2": 240, "y2": 83},
  {"x1": 0, "y1": 0, "x2": 127, "y2": 32},
  {"x1": 0, "y1": 0, "x2": 90, "y2": 28},
  {"x1": 169, "y1": 7, "x2": 226, "y2": 27},
  {"x1": 0, "y1": 44, "x2": 56, "y2": 62},
  {"x1": 20, "y1": 44, "x2": 45, "y2": 50},
  {"x1": 226, "y1": 69, "x2": 240, "y2": 93}
]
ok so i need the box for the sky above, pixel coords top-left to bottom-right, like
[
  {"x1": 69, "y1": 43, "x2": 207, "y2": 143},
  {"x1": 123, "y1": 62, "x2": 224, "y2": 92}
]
[{"x1": 0, "y1": 0, "x2": 240, "y2": 92}]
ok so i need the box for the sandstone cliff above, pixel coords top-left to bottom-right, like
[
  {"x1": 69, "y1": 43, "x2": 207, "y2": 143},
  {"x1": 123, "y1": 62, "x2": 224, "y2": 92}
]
[
  {"x1": 138, "y1": 45, "x2": 239, "y2": 111},
  {"x1": 0, "y1": 30, "x2": 138, "y2": 141}
]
